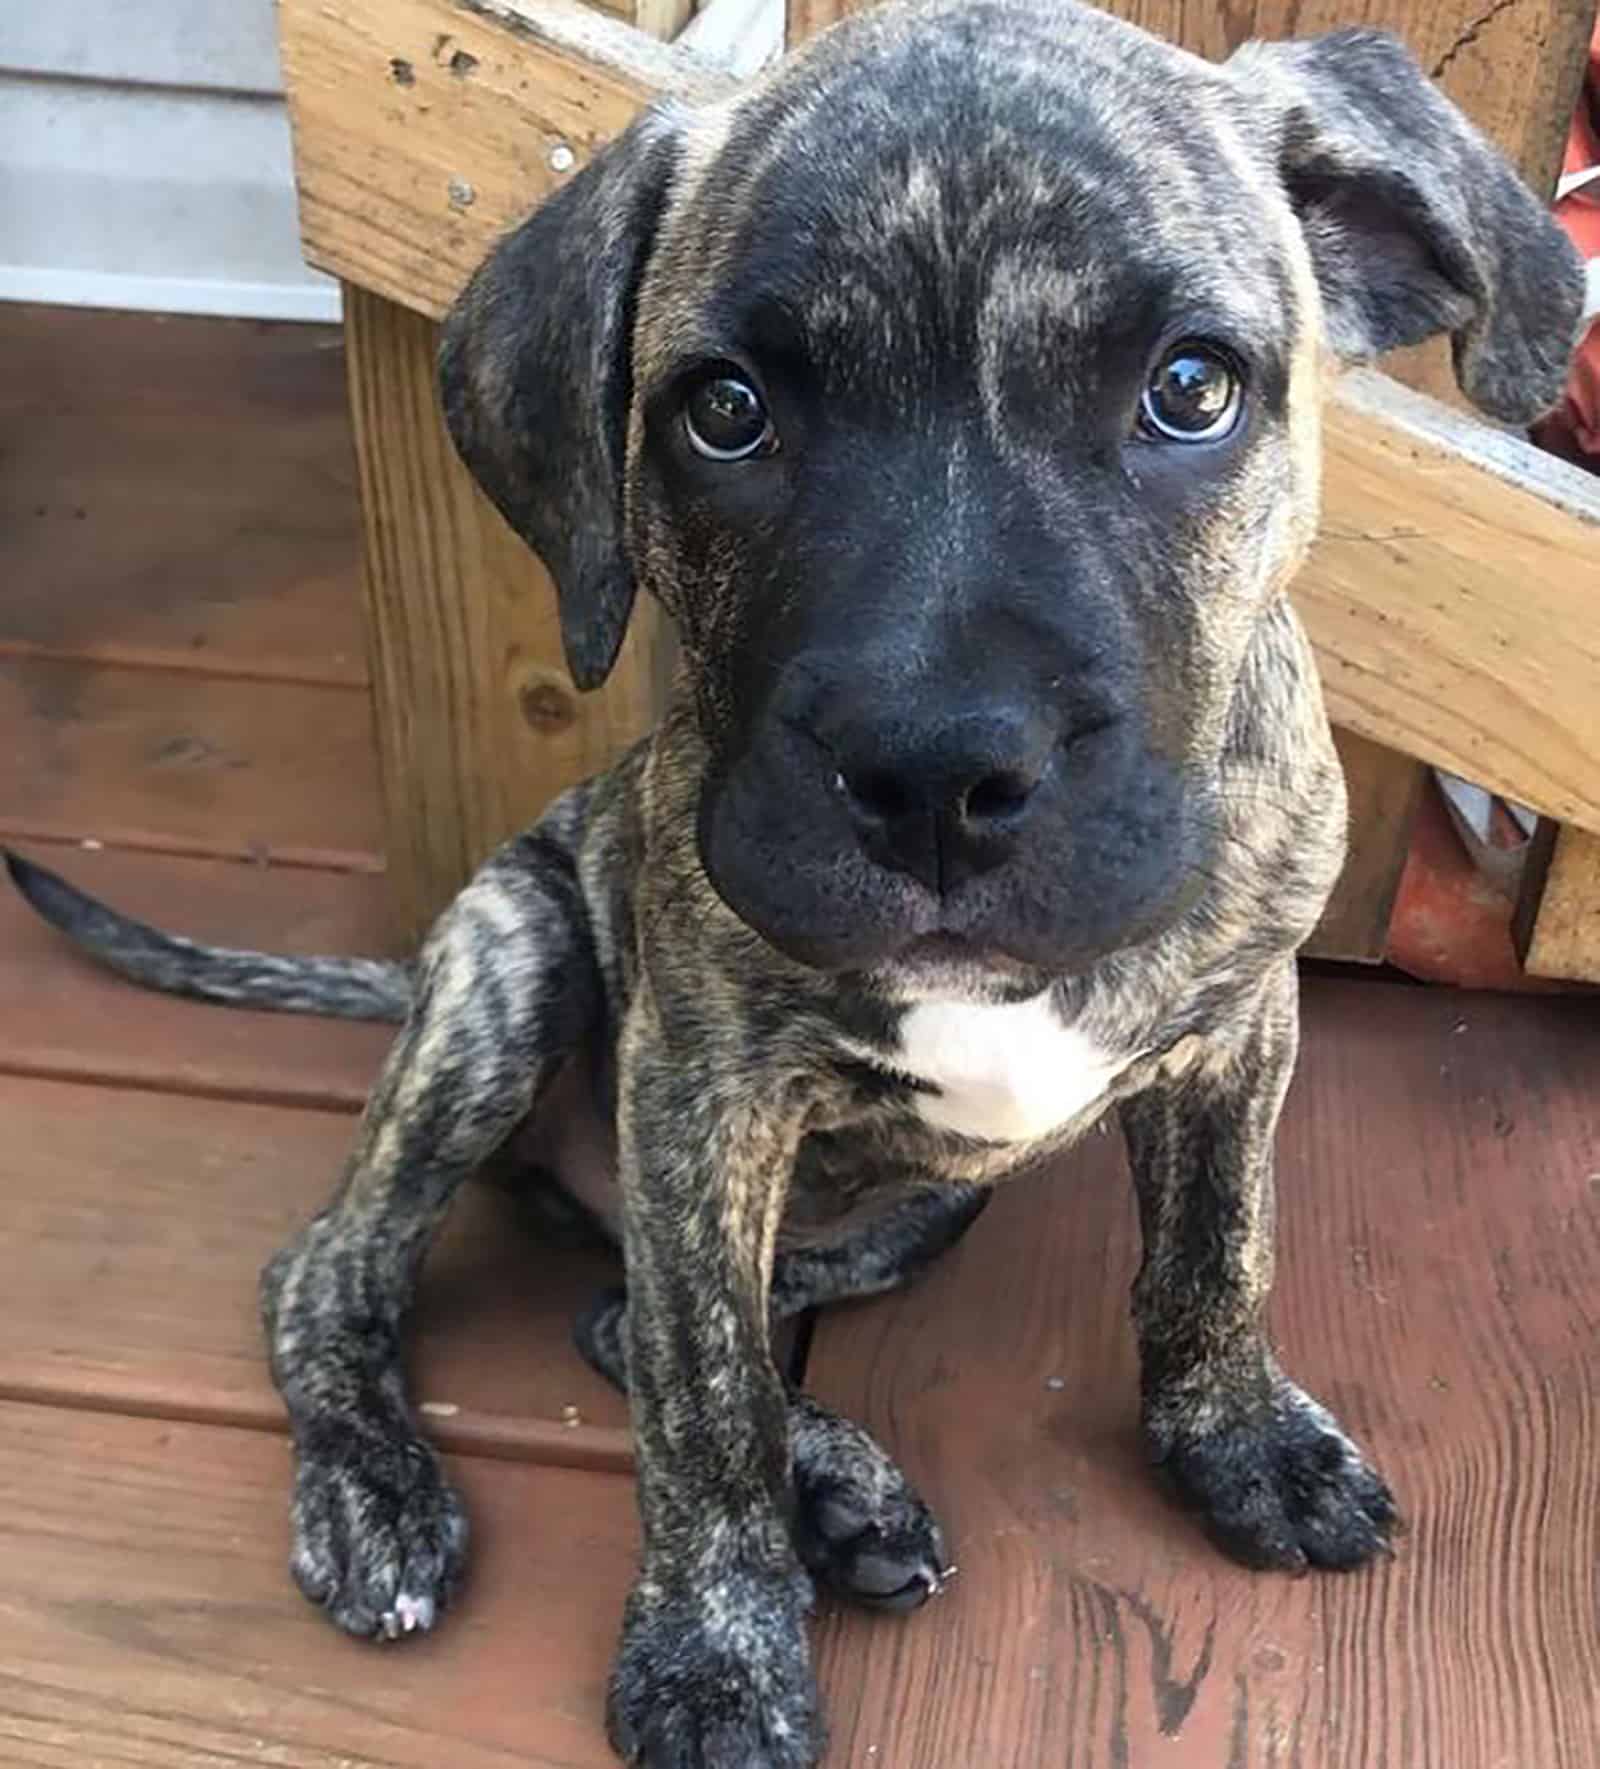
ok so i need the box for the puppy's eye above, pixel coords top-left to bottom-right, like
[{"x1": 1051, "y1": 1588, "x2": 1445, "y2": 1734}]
[
  {"x1": 1139, "y1": 342, "x2": 1243, "y2": 442},
  {"x1": 683, "y1": 372, "x2": 777, "y2": 461}
]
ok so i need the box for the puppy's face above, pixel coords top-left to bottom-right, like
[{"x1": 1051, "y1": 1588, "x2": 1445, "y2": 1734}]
[{"x1": 442, "y1": 0, "x2": 1581, "y2": 982}]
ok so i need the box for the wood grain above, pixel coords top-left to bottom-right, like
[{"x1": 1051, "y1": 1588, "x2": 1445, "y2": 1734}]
[
  {"x1": 806, "y1": 977, "x2": 1600, "y2": 1767},
  {"x1": 0, "y1": 1402, "x2": 634, "y2": 1768},
  {"x1": 278, "y1": 0, "x2": 729, "y2": 321},
  {"x1": 0, "y1": 654, "x2": 384, "y2": 867},
  {"x1": 1518, "y1": 826, "x2": 1600, "y2": 983},
  {"x1": 1305, "y1": 376, "x2": 1600, "y2": 835},
  {"x1": 0, "y1": 307, "x2": 366, "y2": 686},
  {"x1": 344, "y1": 287, "x2": 675, "y2": 940},
  {"x1": 1308, "y1": 728, "x2": 1427, "y2": 962},
  {"x1": 0, "y1": 1073, "x2": 628, "y2": 1442}
]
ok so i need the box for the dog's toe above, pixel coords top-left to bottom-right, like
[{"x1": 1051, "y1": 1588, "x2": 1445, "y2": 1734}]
[
  {"x1": 1152, "y1": 1380, "x2": 1399, "y2": 1574},
  {"x1": 790, "y1": 1396, "x2": 947, "y2": 1612},
  {"x1": 288, "y1": 1418, "x2": 469, "y2": 1639},
  {"x1": 608, "y1": 1568, "x2": 822, "y2": 1769}
]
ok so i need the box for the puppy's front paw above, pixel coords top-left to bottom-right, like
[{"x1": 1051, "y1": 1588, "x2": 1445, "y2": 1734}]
[
  {"x1": 608, "y1": 1566, "x2": 823, "y2": 1768},
  {"x1": 1150, "y1": 1380, "x2": 1399, "y2": 1573},
  {"x1": 791, "y1": 1396, "x2": 948, "y2": 1612},
  {"x1": 288, "y1": 1416, "x2": 469, "y2": 1640}
]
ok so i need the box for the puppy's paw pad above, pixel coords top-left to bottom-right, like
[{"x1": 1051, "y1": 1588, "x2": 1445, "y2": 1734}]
[
  {"x1": 1154, "y1": 1381, "x2": 1398, "y2": 1573},
  {"x1": 289, "y1": 1424, "x2": 469, "y2": 1640},
  {"x1": 792, "y1": 1410, "x2": 947, "y2": 1612}
]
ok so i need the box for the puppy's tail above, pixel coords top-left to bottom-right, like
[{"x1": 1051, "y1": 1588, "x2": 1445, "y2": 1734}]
[{"x1": 4, "y1": 849, "x2": 414, "y2": 1024}]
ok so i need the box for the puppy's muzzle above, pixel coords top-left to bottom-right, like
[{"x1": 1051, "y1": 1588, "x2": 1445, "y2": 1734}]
[{"x1": 821, "y1": 700, "x2": 1112, "y2": 896}]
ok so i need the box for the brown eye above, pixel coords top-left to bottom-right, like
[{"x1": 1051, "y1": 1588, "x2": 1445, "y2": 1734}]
[
  {"x1": 683, "y1": 372, "x2": 777, "y2": 461},
  {"x1": 1140, "y1": 342, "x2": 1243, "y2": 442}
]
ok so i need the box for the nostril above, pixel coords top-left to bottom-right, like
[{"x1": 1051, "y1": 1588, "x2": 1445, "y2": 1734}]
[
  {"x1": 963, "y1": 770, "x2": 1036, "y2": 822},
  {"x1": 837, "y1": 768, "x2": 917, "y2": 825}
]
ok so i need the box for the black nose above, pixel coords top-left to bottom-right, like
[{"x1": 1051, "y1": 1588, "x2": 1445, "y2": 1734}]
[{"x1": 830, "y1": 709, "x2": 1055, "y2": 894}]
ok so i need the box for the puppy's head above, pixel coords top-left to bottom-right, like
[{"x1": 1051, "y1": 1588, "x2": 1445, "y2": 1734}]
[{"x1": 441, "y1": 0, "x2": 1581, "y2": 983}]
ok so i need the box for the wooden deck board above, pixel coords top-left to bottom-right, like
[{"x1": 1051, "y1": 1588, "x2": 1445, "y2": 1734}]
[
  {"x1": 0, "y1": 1074, "x2": 627, "y2": 1439},
  {"x1": 807, "y1": 979, "x2": 1600, "y2": 1767},
  {"x1": 0, "y1": 656, "x2": 383, "y2": 866},
  {"x1": 8, "y1": 301, "x2": 1600, "y2": 1768},
  {"x1": 0, "y1": 307, "x2": 367, "y2": 687},
  {"x1": 0, "y1": 1401, "x2": 632, "y2": 1769}
]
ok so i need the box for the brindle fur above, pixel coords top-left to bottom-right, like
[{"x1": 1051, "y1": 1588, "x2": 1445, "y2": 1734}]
[{"x1": 6, "y1": 2, "x2": 1582, "y2": 1764}]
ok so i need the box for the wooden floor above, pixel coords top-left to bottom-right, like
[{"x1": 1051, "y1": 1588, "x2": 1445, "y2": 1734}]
[{"x1": 2, "y1": 303, "x2": 1598, "y2": 1768}]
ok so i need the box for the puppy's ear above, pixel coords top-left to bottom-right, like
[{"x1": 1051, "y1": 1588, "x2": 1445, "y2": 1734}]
[
  {"x1": 1229, "y1": 30, "x2": 1584, "y2": 423},
  {"x1": 439, "y1": 105, "x2": 684, "y2": 691}
]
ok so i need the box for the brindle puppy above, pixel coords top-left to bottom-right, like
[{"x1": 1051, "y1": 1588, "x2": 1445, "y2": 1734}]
[{"x1": 7, "y1": 2, "x2": 1581, "y2": 1762}]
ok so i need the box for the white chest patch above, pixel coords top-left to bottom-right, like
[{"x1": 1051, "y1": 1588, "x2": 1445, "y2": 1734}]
[{"x1": 895, "y1": 992, "x2": 1130, "y2": 1145}]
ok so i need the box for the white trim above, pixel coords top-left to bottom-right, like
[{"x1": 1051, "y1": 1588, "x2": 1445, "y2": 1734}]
[
  {"x1": 0, "y1": 266, "x2": 342, "y2": 324},
  {"x1": 677, "y1": 0, "x2": 783, "y2": 76}
]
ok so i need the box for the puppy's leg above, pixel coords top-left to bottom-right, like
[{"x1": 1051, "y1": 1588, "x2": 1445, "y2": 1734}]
[
  {"x1": 605, "y1": 1019, "x2": 824, "y2": 1769},
  {"x1": 261, "y1": 834, "x2": 599, "y2": 1640},
  {"x1": 579, "y1": 1184, "x2": 986, "y2": 1616},
  {"x1": 1122, "y1": 957, "x2": 1398, "y2": 1572}
]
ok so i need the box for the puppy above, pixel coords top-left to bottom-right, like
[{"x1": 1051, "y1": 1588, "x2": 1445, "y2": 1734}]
[{"x1": 7, "y1": 2, "x2": 1581, "y2": 1763}]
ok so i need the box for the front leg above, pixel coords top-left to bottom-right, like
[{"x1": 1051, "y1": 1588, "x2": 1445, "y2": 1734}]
[
  {"x1": 261, "y1": 834, "x2": 599, "y2": 1639},
  {"x1": 1122, "y1": 957, "x2": 1398, "y2": 1572},
  {"x1": 607, "y1": 1003, "x2": 823, "y2": 1769}
]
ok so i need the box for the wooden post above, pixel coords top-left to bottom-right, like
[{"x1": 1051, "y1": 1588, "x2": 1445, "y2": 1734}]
[
  {"x1": 326, "y1": 4, "x2": 701, "y2": 943},
  {"x1": 786, "y1": 0, "x2": 1592, "y2": 963},
  {"x1": 343, "y1": 289, "x2": 668, "y2": 943},
  {"x1": 1517, "y1": 828, "x2": 1600, "y2": 982}
]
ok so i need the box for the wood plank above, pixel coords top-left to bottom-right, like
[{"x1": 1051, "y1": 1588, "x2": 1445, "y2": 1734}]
[
  {"x1": 806, "y1": 978, "x2": 1600, "y2": 1766},
  {"x1": 0, "y1": 1074, "x2": 628, "y2": 1441},
  {"x1": 1307, "y1": 728, "x2": 1426, "y2": 962},
  {"x1": 344, "y1": 286, "x2": 673, "y2": 941},
  {"x1": 0, "y1": 307, "x2": 367, "y2": 687},
  {"x1": 1519, "y1": 825, "x2": 1600, "y2": 983},
  {"x1": 0, "y1": 655, "x2": 384, "y2": 867},
  {"x1": 1306, "y1": 374, "x2": 1600, "y2": 835},
  {"x1": 0, "y1": 1402, "x2": 634, "y2": 1767},
  {"x1": 0, "y1": 844, "x2": 395, "y2": 1109},
  {"x1": 278, "y1": 0, "x2": 729, "y2": 322}
]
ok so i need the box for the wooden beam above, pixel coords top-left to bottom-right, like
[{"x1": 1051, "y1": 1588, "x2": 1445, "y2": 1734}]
[
  {"x1": 278, "y1": 0, "x2": 729, "y2": 321},
  {"x1": 1308, "y1": 373, "x2": 1600, "y2": 835},
  {"x1": 1516, "y1": 827, "x2": 1600, "y2": 983}
]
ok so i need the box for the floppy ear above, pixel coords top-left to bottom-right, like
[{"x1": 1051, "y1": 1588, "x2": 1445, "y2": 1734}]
[
  {"x1": 1228, "y1": 30, "x2": 1584, "y2": 424},
  {"x1": 439, "y1": 105, "x2": 684, "y2": 691}
]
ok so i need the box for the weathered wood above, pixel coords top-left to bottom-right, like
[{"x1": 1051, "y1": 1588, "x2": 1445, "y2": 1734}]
[
  {"x1": 0, "y1": 1403, "x2": 634, "y2": 1768},
  {"x1": 0, "y1": 653, "x2": 384, "y2": 869},
  {"x1": 0, "y1": 1073, "x2": 628, "y2": 1446},
  {"x1": 343, "y1": 286, "x2": 671, "y2": 939},
  {"x1": 1518, "y1": 825, "x2": 1600, "y2": 983},
  {"x1": 278, "y1": 0, "x2": 729, "y2": 321},
  {"x1": 1305, "y1": 728, "x2": 1426, "y2": 961},
  {"x1": 1307, "y1": 373, "x2": 1600, "y2": 835}
]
